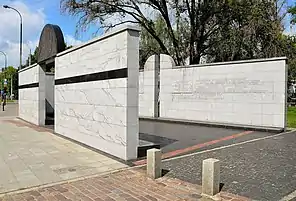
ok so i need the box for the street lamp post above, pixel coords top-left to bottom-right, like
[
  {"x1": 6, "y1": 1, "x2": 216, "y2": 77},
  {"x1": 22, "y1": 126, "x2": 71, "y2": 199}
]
[
  {"x1": 0, "y1": 51, "x2": 7, "y2": 69},
  {"x1": 3, "y1": 5, "x2": 23, "y2": 70},
  {"x1": 0, "y1": 51, "x2": 13, "y2": 99},
  {"x1": 25, "y1": 43, "x2": 32, "y2": 66},
  {"x1": 0, "y1": 51, "x2": 7, "y2": 91}
]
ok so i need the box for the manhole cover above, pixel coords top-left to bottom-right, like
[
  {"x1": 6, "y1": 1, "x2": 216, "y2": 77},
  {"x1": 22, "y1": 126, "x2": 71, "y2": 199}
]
[{"x1": 54, "y1": 167, "x2": 78, "y2": 174}]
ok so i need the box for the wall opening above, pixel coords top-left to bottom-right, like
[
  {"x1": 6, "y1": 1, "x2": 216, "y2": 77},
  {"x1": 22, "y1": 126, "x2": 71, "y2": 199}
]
[{"x1": 42, "y1": 62, "x2": 55, "y2": 126}]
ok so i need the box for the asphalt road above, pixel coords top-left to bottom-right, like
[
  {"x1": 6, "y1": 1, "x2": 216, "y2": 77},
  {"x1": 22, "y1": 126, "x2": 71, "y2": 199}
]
[
  {"x1": 140, "y1": 119, "x2": 275, "y2": 155},
  {"x1": 162, "y1": 130, "x2": 296, "y2": 201}
]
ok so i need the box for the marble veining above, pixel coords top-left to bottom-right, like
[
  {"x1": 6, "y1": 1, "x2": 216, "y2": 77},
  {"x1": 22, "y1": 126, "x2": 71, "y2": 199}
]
[
  {"x1": 158, "y1": 55, "x2": 286, "y2": 128},
  {"x1": 55, "y1": 26, "x2": 140, "y2": 160},
  {"x1": 140, "y1": 54, "x2": 286, "y2": 128},
  {"x1": 55, "y1": 85, "x2": 127, "y2": 106},
  {"x1": 55, "y1": 105, "x2": 127, "y2": 146},
  {"x1": 55, "y1": 31, "x2": 128, "y2": 80}
]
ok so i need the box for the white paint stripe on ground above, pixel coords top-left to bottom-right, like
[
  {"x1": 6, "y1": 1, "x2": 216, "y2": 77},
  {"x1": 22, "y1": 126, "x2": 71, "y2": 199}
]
[
  {"x1": 163, "y1": 129, "x2": 296, "y2": 162},
  {"x1": 279, "y1": 189, "x2": 296, "y2": 201}
]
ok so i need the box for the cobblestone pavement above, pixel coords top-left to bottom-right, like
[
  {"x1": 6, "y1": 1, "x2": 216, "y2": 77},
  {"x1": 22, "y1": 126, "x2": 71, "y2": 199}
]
[
  {"x1": 163, "y1": 131, "x2": 296, "y2": 201},
  {"x1": 0, "y1": 118, "x2": 127, "y2": 194},
  {"x1": 0, "y1": 169, "x2": 250, "y2": 201}
]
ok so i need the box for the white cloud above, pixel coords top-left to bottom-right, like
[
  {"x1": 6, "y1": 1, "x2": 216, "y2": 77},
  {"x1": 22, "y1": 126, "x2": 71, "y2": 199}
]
[
  {"x1": 0, "y1": 1, "x2": 45, "y2": 68},
  {"x1": 98, "y1": 3, "x2": 158, "y2": 33},
  {"x1": 65, "y1": 35, "x2": 82, "y2": 47},
  {"x1": 284, "y1": 24, "x2": 296, "y2": 36}
]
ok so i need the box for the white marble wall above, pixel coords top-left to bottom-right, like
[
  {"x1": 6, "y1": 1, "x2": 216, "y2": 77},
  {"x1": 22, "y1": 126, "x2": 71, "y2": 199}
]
[
  {"x1": 139, "y1": 55, "x2": 159, "y2": 117},
  {"x1": 19, "y1": 64, "x2": 39, "y2": 85},
  {"x1": 19, "y1": 64, "x2": 45, "y2": 125},
  {"x1": 159, "y1": 54, "x2": 287, "y2": 129},
  {"x1": 55, "y1": 25, "x2": 140, "y2": 160}
]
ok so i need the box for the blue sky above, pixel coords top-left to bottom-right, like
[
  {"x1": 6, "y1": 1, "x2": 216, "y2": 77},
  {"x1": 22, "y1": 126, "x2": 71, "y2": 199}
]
[
  {"x1": 26, "y1": 0, "x2": 296, "y2": 40},
  {"x1": 0, "y1": 0, "x2": 104, "y2": 67},
  {"x1": 0, "y1": 0, "x2": 295, "y2": 67},
  {"x1": 20, "y1": 0, "x2": 101, "y2": 41}
]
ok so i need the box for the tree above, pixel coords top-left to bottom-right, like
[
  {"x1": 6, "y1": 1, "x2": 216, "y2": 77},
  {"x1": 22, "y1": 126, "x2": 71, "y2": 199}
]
[
  {"x1": 65, "y1": 43, "x2": 73, "y2": 50},
  {"x1": 61, "y1": 0, "x2": 234, "y2": 65},
  {"x1": 284, "y1": 4, "x2": 296, "y2": 97},
  {"x1": 281, "y1": 35, "x2": 296, "y2": 99},
  {"x1": 0, "y1": 66, "x2": 17, "y2": 98},
  {"x1": 205, "y1": 0, "x2": 290, "y2": 63},
  {"x1": 25, "y1": 47, "x2": 38, "y2": 67},
  {"x1": 139, "y1": 14, "x2": 189, "y2": 67},
  {"x1": 288, "y1": 5, "x2": 296, "y2": 24},
  {"x1": 61, "y1": 0, "x2": 294, "y2": 66}
]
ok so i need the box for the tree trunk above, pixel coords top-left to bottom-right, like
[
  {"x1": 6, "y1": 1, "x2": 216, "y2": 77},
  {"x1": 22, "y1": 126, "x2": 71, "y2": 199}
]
[{"x1": 190, "y1": 52, "x2": 201, "y2": 65}]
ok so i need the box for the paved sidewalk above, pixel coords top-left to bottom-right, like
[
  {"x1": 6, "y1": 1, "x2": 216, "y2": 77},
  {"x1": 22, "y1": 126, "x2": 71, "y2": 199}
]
[
  {"x1": 0, "y1": 118, "x2": 127, "y2": 194},
  {"x1": 0, "y1": 169, "x2": 250, "y2": 201},
  {"x1": 0, "y1": 103, "x2": 18, "y2": 118}
]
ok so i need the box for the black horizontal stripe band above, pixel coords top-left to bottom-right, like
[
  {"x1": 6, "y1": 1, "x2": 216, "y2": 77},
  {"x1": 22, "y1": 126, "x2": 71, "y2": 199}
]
[
  {"x1": 19, "y1": 82, "x2": 39, "y2": 89},
  {"x1": 55, "y1": 68, "x2": 128, "y2": 85}
]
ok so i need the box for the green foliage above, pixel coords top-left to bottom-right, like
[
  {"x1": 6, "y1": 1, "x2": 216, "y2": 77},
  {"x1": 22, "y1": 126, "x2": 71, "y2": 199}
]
[
  {"x1": 140, "y1": 16, "x2": 171, "y2": 68},
  {"x1": 281, "y1": 35, "x2": 296, "y2": 91},
  {"x1": 140, "y1": 14, "x2": 190, "y2": 67},
  {"x1": 60, "y1": 0, "x2": 232, "y2": 65},
  {"x1": 57, "y1": 0, "x2": 296, "y2": 72},
  {"x1": 60, "y1": 0, "x2": 294, "y2": 66},
  {"x1": 5, "y1": 66, "x2": 17, "y2": 77},
  {"x1": 25, "y1": 47, "x2": 38, "y2": 66},
  {"x1": 206, "y1": 0, "x2": 285, "y2": 62},
  {"x1": 288, "y1": 5, "x2": 296, "y2": 24},
  {"x1": 0, "y1": 66, "x2": 17, "y2": 98},
  {"x1": 288, "y1": 107, "x2": 296, "y2": 128}
]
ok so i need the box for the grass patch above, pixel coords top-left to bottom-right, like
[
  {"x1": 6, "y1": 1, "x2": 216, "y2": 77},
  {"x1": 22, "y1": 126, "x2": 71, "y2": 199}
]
[{"x1": 287, "y1": 107, "x2": 296, "y2": 128}]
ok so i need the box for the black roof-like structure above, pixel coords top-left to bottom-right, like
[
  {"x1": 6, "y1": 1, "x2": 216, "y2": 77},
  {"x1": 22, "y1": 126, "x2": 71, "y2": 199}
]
[{"x1": 37, "y1": 24, "x2": 66, "y2": 64}]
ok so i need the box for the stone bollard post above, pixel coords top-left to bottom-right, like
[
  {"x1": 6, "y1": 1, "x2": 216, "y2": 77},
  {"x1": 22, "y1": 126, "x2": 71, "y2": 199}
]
[
  {"x1": 147, "y1": 148, "x2": 161, "y2": 179},
  {"x1": 202, "y1": 158, "x2": 220, "y2": 196}
]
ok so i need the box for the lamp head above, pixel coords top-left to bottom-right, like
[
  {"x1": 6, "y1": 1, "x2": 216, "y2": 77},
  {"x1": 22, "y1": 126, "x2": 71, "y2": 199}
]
[{"x1": 3, "y1": 5, "x2": 10, "y2": 9}]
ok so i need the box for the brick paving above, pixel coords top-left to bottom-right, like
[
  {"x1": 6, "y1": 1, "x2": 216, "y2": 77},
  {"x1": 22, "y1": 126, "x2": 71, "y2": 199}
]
[{"x1": 0, "y1": 169, "x2": 250, "y2": 201}]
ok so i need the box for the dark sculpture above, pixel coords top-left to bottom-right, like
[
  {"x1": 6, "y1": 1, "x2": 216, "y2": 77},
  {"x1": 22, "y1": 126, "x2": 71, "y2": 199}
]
[{"x1": 37, "y1": 24, "x2": 66, "y2": 64}]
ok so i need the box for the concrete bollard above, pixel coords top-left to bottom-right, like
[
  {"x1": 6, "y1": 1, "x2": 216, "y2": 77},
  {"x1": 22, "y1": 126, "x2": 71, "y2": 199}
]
[
  {"x1": 147, "y1": 148, "x2": 162, "y2": 179},
  {"x1": 202, "y1": 158, "x2": 220, "y2": 196}
]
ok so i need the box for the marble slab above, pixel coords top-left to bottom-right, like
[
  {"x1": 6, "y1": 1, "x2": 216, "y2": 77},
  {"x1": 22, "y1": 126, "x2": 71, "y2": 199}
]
[
  {"x1": 158, "y1": 55, "x2": 287, "y2": 128},
  {"x1": 54, "y1": 26, "x2": 140, "y2": 160}
]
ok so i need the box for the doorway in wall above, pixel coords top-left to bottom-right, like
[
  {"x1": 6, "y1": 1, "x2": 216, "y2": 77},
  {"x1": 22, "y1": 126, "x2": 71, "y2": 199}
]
[{"x1": 44, "y1": 61, "x2": 55, "y2": 126}]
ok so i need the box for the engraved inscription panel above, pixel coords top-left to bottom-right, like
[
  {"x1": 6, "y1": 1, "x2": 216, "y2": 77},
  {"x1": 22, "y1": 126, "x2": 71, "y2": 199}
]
[{"x1": 172, "y1": 77, "x2": 273, "y2": 101}]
